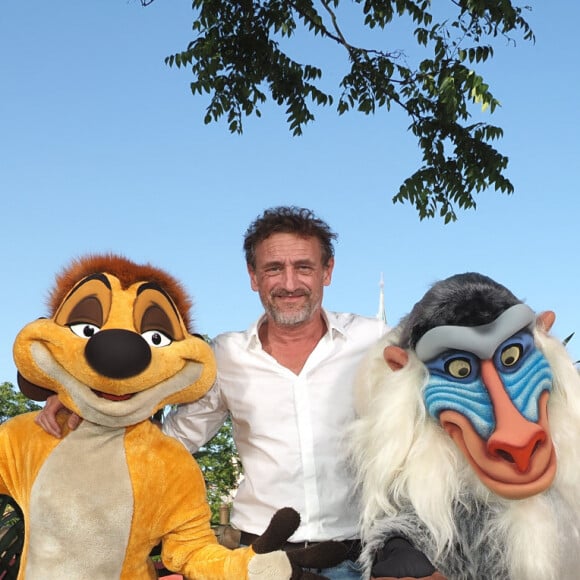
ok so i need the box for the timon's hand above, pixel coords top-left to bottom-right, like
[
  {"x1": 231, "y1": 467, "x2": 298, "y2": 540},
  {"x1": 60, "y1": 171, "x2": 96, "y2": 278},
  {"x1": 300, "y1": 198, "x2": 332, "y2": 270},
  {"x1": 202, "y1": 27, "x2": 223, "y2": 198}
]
[{"x1": 249, "y1": 507, "x2": 347, "y2": 580}]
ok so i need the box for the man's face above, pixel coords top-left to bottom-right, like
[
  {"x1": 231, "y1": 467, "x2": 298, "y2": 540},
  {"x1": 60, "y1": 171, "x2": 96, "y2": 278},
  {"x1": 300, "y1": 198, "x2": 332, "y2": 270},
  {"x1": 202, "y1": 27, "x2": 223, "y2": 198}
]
[{"x1": 248, "y1": 232, "x2": 334, "y2": 326}]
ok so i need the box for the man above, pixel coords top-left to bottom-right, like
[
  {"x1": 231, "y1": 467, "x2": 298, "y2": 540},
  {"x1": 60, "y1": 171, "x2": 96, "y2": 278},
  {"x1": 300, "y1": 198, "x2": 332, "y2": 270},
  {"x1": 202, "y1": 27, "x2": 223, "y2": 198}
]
[{"x1": 36, "y1": 206, "x2": 388, "y2": 580}]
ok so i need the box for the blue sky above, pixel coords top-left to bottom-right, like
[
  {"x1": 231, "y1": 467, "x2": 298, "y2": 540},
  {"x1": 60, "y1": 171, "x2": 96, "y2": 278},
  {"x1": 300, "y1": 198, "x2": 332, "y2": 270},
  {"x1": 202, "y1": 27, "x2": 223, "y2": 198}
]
[{"x1": 2, "y1": 1, "x2": 579, "y2": 386}]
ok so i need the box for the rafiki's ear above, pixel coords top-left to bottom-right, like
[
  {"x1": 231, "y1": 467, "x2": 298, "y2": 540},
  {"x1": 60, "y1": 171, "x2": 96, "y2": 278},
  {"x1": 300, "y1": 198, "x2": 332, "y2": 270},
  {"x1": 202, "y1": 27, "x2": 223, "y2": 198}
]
[
  {"x1": 537, "y1": 310, "x2": 556, "y2": 333},
  {"x1": 383, "y1": 345, "x2": 409, "y2": 371}
]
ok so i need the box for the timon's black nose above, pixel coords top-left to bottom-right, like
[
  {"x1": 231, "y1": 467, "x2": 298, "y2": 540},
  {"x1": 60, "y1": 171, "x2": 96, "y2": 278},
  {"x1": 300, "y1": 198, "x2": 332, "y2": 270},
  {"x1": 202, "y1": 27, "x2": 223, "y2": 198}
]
[{"x1": 85, "y1": 329, "x2": 151, "y2": 379}]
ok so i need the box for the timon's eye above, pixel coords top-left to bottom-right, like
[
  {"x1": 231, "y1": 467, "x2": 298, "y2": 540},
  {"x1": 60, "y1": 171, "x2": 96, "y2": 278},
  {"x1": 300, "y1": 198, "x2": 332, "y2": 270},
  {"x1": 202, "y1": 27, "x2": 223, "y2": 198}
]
[
  {"x1": 141, "y1": 330, "x2": 172, "y2": 348},
  {"x1": 500, "y1": 344, "x2": 522, "y2": 367},
  {"x1": 69, "y1": 322, "x2": 101, "y2": 338},
  {"x1": 445, "y1": 357, "x2": 472, "y2": 379},
  {"x1": 69, "y1": 322, "x2": 100, "y2": 339}
]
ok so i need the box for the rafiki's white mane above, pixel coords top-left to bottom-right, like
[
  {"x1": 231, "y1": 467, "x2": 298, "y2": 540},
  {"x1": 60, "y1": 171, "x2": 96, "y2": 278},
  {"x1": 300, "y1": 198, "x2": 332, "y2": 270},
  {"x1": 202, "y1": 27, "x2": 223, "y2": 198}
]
[{"x1": 347, "y1": 323, "x2": 580, "y2": 580}]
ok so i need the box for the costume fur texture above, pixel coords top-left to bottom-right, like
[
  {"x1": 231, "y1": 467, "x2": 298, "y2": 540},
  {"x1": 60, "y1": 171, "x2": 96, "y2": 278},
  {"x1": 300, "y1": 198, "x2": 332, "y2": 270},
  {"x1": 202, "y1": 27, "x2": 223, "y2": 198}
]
[
  {"x1": 3, "y1": 254, "x2": 302, "y2": 579},
  {"x1": 348, "y1": 273, "x2": 580, "y2": 580}
]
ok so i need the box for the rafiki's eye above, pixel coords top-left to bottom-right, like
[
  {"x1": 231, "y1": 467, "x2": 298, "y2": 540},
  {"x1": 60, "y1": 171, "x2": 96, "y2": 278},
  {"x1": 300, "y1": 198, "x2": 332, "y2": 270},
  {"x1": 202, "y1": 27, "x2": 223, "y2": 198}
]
[
  {"x1": 69, "y1": 323, "x2": 100, "y2": 339},
  {"x1": 425, "y1": 349, "x2": 478, "y2": 381},
  {"x1": 500, "y1": 344, "x2": 522, "y2": 367},
  {"x1": 445, "y1": 357, "x2": 472, "y2": 379},
  {"x1": 141, "y1": 330, "x2": 172, "y2": 348}
]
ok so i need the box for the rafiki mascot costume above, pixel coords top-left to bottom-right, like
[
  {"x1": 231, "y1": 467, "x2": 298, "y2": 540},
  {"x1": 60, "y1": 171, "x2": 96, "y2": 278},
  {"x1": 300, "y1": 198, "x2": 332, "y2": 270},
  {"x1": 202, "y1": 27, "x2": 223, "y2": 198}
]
[
  {"x1": 348, "y1": 272, "x2": 580, "y2": 580},
  {"x1": 5, "y1": 253, "x2": 344, "y2": 579}
]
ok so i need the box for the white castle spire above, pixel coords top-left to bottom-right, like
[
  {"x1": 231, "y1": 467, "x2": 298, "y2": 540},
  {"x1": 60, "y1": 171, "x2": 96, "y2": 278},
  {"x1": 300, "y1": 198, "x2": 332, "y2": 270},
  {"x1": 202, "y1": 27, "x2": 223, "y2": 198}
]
[{"x1": 377, "y1": 273, "x2": 387, "y2": 324}]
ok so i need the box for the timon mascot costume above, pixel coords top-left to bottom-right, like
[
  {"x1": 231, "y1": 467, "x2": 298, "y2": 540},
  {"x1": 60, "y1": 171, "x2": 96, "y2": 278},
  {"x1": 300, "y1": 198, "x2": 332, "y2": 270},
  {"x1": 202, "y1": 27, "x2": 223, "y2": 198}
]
[
  {"x1": 348, "y1": 272, "x2": 580, "y2": 580},
  {"x1": 3, "y1": 253, "x2": 344, "y2": 579}
]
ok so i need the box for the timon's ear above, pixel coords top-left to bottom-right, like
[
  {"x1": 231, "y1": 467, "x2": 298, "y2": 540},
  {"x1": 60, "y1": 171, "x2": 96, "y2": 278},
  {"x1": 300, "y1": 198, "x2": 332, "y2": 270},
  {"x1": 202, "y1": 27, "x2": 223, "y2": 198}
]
[{"x1": 383, "y1": 345, "x2": 409, "y2": 371}]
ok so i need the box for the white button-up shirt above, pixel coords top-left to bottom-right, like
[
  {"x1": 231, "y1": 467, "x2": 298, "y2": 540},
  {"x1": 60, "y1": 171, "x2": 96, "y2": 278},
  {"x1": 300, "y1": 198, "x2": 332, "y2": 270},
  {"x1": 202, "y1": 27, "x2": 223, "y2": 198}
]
[{"x1": 163, "y1": 310, "x2": 387, "y2": 541}]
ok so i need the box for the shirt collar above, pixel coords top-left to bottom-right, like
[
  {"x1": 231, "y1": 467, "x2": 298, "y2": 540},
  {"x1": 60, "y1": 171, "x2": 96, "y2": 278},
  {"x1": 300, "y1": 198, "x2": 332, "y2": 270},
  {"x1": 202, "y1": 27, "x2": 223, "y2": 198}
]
[
  {"x1": 246, "y1": 308, "x2": 348, "y2": 350},
  {"x1": 323, "y1": 309, "x2": 348, "y2": 340}
]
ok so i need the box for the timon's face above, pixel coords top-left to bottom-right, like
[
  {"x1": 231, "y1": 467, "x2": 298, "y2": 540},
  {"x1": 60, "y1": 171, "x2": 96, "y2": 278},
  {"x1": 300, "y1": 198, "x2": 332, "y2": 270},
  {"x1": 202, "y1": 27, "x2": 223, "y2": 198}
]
[{"x1": 248, "y1": 232, "x2": 334, "y2": 327}]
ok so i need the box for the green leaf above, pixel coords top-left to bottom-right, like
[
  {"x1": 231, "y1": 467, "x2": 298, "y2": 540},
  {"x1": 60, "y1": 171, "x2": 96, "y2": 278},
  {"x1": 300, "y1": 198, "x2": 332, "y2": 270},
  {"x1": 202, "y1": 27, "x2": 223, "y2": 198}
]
[{"x1": 154, "y1": 0, "x2": 533, "y2": 222}]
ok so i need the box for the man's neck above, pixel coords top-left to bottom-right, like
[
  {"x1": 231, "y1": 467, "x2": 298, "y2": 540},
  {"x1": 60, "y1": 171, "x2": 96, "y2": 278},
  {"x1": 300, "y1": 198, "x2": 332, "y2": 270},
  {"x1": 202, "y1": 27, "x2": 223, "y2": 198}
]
[{"x1": 258, "y1": 312, "x2": 327, "y2": 374}]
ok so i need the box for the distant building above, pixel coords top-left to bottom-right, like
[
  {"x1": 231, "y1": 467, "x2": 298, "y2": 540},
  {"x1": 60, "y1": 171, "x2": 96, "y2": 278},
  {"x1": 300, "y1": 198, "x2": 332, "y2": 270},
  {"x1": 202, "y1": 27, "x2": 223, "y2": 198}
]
[{"x1": 377, "y1": 273, "x2": 387, "y2": 325}]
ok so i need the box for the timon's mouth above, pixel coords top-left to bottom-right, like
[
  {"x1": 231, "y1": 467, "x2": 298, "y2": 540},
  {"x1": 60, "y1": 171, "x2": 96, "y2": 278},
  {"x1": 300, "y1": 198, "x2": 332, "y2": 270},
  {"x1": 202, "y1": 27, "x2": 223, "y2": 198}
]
[{"x1": 92, "y1": 389, "x2": 136, "y2": 402}]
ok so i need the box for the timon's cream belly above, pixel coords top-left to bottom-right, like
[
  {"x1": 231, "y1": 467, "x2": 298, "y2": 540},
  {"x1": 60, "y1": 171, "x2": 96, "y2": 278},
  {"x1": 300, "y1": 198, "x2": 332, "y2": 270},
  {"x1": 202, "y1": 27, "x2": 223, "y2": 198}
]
[{"x1": 26, "y1": 421, "x2": 134, "y2": 578}]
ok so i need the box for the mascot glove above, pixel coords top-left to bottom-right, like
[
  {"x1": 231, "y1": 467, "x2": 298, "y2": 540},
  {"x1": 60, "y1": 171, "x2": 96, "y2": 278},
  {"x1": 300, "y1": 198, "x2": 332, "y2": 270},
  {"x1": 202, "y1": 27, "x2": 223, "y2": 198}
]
[
  {"x1": 248, "y1": 507, "x2": 348, "y2": 580},
  {"x1": 371, "y1": 537, "x2": 446, "y2": 580},
  {"x1": 372, "y1": 575, "x2": 447, "y2": 580}
]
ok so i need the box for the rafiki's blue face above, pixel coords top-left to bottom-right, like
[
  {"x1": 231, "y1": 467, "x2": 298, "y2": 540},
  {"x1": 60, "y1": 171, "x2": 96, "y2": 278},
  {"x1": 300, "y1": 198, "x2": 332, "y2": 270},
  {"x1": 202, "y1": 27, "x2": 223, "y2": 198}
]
[
  {"x1": 423, "y1": 330, "x2": 553, "y2": 440},
  {"x1": 413, "y1": 304, "x2": 557, "y2": 499}
]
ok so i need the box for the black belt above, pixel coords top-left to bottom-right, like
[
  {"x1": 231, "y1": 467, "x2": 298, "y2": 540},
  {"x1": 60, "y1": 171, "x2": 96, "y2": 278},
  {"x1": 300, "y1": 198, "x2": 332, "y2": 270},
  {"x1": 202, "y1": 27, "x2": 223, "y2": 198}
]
[{"x1": 239, "y1": 531, "x2": 361, "y2": 561}]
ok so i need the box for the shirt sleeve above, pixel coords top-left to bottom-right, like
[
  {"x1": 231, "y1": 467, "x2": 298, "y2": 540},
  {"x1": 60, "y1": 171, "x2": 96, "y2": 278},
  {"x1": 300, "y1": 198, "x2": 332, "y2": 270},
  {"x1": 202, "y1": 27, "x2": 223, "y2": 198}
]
[{"x1": 162, "y1": 380, "x2": 228, "y2": 453}]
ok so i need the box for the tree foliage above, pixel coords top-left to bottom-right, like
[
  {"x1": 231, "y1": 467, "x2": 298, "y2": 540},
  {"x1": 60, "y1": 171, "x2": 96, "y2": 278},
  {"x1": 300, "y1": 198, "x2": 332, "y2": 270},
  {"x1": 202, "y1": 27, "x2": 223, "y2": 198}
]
[
  {"x1": 0, "y1": 382, "x2": 41, "y2": 425},
  {"x1": 194, "y1": 417, "x2": 242, "y2": 523},
  {"x1": 0, "y1": 495, "x2": 23, "y2": 579},
  {"x1": 0, "y1": 384, "x2": 37, "y2": 577},
  {"x1": 142, "y1": 0, "x2": 534, "y2": 222}
]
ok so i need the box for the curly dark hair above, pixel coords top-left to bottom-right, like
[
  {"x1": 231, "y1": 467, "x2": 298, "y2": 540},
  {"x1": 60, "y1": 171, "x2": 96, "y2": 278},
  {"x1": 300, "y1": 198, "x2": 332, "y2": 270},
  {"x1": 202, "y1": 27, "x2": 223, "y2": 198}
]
[{"x1": 243, "y1": 206, "x2": 338, "y2": 269}]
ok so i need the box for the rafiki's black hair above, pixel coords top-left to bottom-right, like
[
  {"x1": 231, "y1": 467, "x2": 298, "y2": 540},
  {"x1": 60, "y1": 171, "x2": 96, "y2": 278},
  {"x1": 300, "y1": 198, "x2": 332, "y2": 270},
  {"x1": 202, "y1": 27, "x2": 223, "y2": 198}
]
[{"x1": 399, "y1": 272, "x2": 522, "y2": 350}]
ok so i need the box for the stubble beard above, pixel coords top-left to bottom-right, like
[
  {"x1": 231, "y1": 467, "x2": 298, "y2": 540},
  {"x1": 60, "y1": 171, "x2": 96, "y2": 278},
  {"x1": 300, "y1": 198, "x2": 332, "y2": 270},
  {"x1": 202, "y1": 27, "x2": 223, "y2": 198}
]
[{"x1": 263, "y1": 289, "x2": 320, "y2": 327}]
